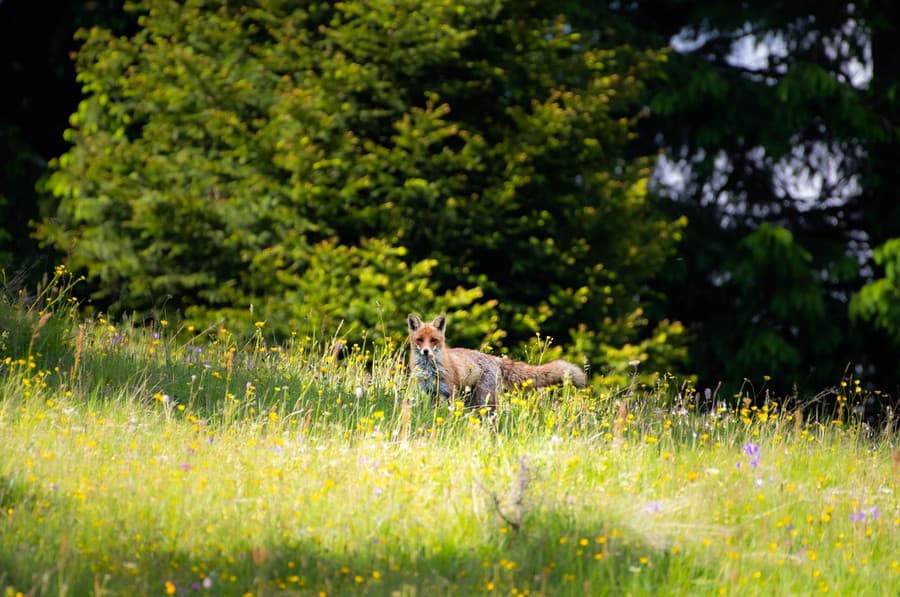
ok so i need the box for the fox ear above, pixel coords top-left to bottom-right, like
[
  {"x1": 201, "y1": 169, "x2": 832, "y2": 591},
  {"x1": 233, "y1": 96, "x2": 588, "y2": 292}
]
[
  {"x1": 407, "y1": 313, "x2": 423, "y2": 333},
  {"x1": 432, "y1": 314, "x2": 447, "y2": 332}
]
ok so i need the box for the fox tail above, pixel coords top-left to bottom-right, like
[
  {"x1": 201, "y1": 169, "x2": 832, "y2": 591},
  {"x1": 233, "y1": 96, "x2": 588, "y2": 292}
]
[{"x1": 500, "y1": 359, "x2": 586, "y2": 389}]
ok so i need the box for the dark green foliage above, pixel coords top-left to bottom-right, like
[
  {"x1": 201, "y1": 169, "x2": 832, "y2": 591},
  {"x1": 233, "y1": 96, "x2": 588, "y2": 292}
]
[
  {"x1": 720, "y1": 225, "x2": 835, "y2": 386},
  {"x1": 0, "y1": 0, "x2": 131, "y2": 271},
  {"x1": 851, "y1": 239, "x2": 900, "y2": 342},
  {"x1": 618, "y1": 0, "x2": 900, "y2": 392},
  {"x1": 0, "y1": 132, "x2": 40, "y2": 266},
  {"x1": 39, "y1": 0, "x2": 686, "y2": 383}
]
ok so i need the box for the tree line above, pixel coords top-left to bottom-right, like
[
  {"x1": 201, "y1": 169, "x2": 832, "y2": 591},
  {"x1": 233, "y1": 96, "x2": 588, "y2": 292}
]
[{"x1": 2, "y1": 0, "x2": 898, "y2": 395}]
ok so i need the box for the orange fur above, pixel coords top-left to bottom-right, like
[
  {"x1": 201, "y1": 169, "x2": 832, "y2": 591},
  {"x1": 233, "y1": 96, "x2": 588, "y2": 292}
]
[{"x1": 407, "y1": 313, "x2": 586, "y2": 407}]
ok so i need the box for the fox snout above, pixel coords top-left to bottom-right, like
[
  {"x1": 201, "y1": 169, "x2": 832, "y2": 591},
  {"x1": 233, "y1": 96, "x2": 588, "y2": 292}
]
[{"x1": 418, "y1": 344, "x2": 439, "y2": 358}]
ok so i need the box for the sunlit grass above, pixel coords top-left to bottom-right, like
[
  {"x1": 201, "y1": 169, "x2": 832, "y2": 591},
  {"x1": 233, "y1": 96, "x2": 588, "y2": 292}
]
[{"x1": 0, "y1": 274, "x2": 898, "y2": 595}]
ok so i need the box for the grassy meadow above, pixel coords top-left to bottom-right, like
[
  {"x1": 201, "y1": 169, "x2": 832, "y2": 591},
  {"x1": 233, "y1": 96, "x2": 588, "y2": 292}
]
[{"x1": 1, "y1": 274, "x2": 898, "y2": 596}]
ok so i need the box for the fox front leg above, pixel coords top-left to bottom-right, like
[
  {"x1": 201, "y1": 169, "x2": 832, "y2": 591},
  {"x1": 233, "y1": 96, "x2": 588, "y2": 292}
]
[{"x1": 472, "y1": 374, "x2": 499, "y2": 409}]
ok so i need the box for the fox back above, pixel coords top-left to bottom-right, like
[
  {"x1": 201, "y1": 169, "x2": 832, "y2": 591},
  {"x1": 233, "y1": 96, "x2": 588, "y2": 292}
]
[{"x1": 407, "y1": 313, "x2": 586, "y2": 407}]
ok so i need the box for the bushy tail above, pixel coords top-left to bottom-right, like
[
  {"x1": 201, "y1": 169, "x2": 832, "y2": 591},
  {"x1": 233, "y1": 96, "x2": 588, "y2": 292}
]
[{"x1": 500, "y1": 359, "x2": 586, "y2": 389}]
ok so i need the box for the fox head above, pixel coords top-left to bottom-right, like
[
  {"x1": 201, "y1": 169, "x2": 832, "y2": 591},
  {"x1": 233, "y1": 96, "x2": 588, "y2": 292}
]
[{"x1": 407, "y1": 313, "x2": 446, "y2": 358}]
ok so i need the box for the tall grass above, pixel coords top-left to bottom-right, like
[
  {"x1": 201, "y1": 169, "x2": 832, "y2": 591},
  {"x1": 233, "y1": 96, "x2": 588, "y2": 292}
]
[{"x1": 0, "y1": 271, "x2": 898, "y2": 595}]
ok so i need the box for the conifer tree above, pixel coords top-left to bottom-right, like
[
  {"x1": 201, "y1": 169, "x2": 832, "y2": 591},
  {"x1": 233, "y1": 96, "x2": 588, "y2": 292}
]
[{"x1": 41, "y1": 0, "x2": 686, "y2": 383}]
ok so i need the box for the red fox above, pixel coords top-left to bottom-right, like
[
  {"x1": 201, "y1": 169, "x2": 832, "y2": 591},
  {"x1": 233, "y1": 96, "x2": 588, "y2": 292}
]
[{"x1": 407, "y1": 313, "x2": 586, "y2": 407}]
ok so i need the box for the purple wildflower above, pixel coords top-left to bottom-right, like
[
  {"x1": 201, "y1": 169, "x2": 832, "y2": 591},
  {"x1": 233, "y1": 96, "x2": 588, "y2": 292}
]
[
  {"x1": 850, "y1": 510, "x2": 866, "y2": 522},
  {"x1": 643, "y1": 502, "x2": 662, "y2": 514},
  {"x1": 739, "y1": 442, "x2": 761, "y2": 468}
]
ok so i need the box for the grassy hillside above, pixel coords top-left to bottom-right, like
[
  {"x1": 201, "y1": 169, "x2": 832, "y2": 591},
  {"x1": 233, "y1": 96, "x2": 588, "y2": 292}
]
[{"x1": 1, "y1": 274, "x2": 898, "y2": 595}]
